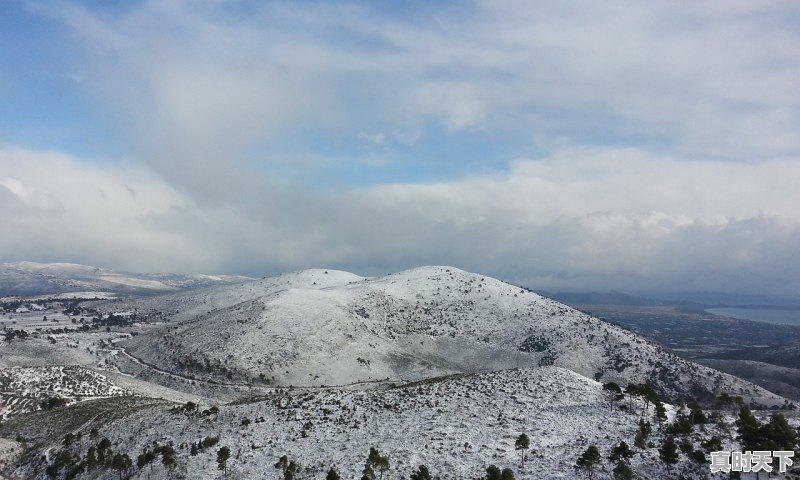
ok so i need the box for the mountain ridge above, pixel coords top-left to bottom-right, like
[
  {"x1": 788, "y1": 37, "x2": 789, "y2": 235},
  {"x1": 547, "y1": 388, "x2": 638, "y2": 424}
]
[
  {"x1": 104, "y1": 265, "x2": 785, "y2": 406},
  {"x1": 0, "y1": 261, "x2": 254, "y2": 296}
]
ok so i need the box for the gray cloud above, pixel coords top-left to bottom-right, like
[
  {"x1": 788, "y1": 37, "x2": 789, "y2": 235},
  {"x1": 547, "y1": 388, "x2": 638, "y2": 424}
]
[
  {"x1": 3, "y1": 1, "x2": 799, "y2": 297},
  {"x1": 49, "y1": 1, "x2": 800, "y2": 172},
  {"x1": 2, "y1": 147, "x2": 799, "y2": 298}
]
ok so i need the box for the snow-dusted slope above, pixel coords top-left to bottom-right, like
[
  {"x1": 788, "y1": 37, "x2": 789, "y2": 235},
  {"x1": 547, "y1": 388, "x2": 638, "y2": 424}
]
[
  {"x1": 122, "y1": 266, "x2": 784, "y2": 405},
  {"x1": 0, "y1": 261, "x2": 253, "y2": 296},
  {"x1": 99, "y1": 268, "x2": 364, "y2": 323},
  {"x1": 3, "y1": 366, "x2": 725, "y2": 480},
  {"x1": 0, "y1": 366, "x2": 130, "y2": 418}
]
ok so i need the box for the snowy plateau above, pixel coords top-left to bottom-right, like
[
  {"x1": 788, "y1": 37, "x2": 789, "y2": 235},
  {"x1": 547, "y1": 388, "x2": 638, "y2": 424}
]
[{"x1": 0, "y1": 264, "x2": 797, "y2": 479}]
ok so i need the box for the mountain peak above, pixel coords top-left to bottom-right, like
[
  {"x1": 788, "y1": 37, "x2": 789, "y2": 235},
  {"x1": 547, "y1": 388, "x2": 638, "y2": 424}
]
[{"x1": 113, "y1": 267, "x2": 782, "y2": 406}]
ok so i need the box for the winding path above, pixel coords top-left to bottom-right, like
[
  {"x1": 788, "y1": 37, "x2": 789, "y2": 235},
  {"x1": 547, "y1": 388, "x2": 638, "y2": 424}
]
[{"x1": 115, "y1": 345, "x2": 406, "y2": 392}]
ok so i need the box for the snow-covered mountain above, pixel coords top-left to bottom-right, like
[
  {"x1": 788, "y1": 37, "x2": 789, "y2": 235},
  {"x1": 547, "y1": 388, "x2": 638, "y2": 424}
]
[
  {"x1": 116, "y1": 266, "x2": 783, "y2": 405},
  {"x1": 0, "y1": 261, "x2": 253, "y2": 296},
  {"x1": 1, "y1": 265, "x2": 796, "y2": 479}
]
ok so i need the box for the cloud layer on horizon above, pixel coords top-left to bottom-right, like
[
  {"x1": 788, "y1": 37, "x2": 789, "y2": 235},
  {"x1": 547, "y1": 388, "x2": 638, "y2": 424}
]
[
  {"x1": 2, "y1": 1, "x2": 800, "y2": 297},
  {"x1": 3, "y1": 146, "x2": 800, "y2": 297}
]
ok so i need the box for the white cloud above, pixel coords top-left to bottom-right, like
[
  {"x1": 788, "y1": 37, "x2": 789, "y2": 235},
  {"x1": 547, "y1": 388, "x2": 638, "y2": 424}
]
[
  {"x1": 0, "y1": 148, "x2": 198, "y2": 271},
  {"x1": 3, "y1": 146, "x2": 800, "y2": 297},
  {"x1": 45, "y1": 0, "x2": 800, "y2": 176},
  {"x1": 358, "y1": 132, "x2": 386, "y2": 146},
  {"x1": 5, "y1": 1, "x2": 799, "y2": 296}
]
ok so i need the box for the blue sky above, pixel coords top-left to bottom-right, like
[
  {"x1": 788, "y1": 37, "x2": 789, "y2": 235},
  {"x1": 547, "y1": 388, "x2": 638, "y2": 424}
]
[{"x1": 2, "y1": 0, "x2": 800, "y2": 297}]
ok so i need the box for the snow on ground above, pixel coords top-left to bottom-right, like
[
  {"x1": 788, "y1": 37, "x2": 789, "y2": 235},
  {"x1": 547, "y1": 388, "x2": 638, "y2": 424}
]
[
  {"x1": 0, "y1": 337, "x2": 98, "y2": 368},
  {"x1": 121, "y1": 266, "x2": 785, "y2": 406},
  {"x1": 0, "y1": 266, "x2": 796, "y2": 479},
  {"x1": 95, "y1": 268, "x2": 364, "y2": 325},
  {"x1": 0, "y1": 437, "x2": 22, "y2": 477},
  {"x1": 0, "y1": 366, "x2": 131, "y2": 419},
  {"x1": 0, "y1": 261, "x2": 255, "y2": 297},
  {"x1": 94, "y1": 276, "x2": 177, "y2": 291},
  {"x1": 11, "y1": 366, "x2": 756, "y2": 479},
  {"x1": 0, "y1": 292, "x2": 117, "y2": 302},
  {"x1": 98, "y1": 369, "x2": 205, "y2": 406}
]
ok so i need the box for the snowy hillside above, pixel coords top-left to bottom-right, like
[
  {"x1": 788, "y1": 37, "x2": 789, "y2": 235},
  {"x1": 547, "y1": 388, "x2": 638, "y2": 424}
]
[
  {"x1": 96, "y1": 268, "x2": 364, "y2": 324},
  {"x1": 120, "y1": 266, "x2": 784, "y2": 405},
  {"x1": 0, "y1": 366, "x2": 131, "y2": 418},
  {"x1": 0, "y1": 366, "x2": 739, "y2": 480},
  {"x1": 0, "y1": 261, "x2": 253, "y2": 296},
  {"x1": 0, "y1": 266, "x2": 797, "y2": 480}
]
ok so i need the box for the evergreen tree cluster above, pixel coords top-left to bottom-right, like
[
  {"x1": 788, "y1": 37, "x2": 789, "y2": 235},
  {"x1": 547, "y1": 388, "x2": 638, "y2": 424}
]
[
  {"x1": 45, "y1": 436, "x2": 132, "y2": 480},
  {"x1": 275, "y1": 454, "x2": 300, "y2": 480},
  {"x1": 409, "y1": 464, "x2": 432, "y2": 480},
  {"x1": 484, "y1": 464, "x2": 515, "y2": 480},
  {"x1": 35, "y1": 388, "x2": 799, "y2": 480},
  {"x1": 737, "y1": 407, "x2": 798, "y2": 453}
]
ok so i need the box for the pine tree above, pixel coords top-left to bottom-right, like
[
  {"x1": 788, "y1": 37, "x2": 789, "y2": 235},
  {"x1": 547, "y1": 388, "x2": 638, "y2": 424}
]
[
  {"x1": 500, "y1": 467, "x2": 515, "y2": 480},
  {"x1": 485, "y1": 465, "x2": 502, "y2": 480},
  {"x1": 763, "y1": 413, "x2": 797, "y2": 451},
  {"x1": 111, "y1": 453, "x2": 131, "y2": 479},
  {"x1": 612, "y1": 458, "x2": 633, "y2": 480},
  {"x1": 574, "y1": 445, "x2": 602, "y2": 480},
  {"x1": 410, "y1": 465, "x2": 431, "y2": 480},
  {"x1": 678, "y1": 437, "x2": 694, "y2": 455},
  {"x1": 624, "y1": 384, "x2": 639, "y2": 411},
  {"x1": 603, "y1": 382, "x2": 623, "y2": 412},
  {"x1": 688, "y1": 400, "x2": 707, "y2": 425},
  {"x1": 217, "y1": 446, "x2": 231, "y2": 476},
  {"x1": 161, "y1": 453, "x2": 176, "y2": 473},
  {"x1": 283, "y1": 461, "x2": 299, "y2": 480},
  {"x1": 637, "y1": 384, "x2": 658, "y2": 417},
  {"x1": 376, "y1": 455, "x2": 390, "y2": 480},
  {"x1": 159, "y1": 445, "x2": 177, "y2": 467},
  {"x1": 326, "y1": 467, "x2": 341, "y2": 480},
  {"x1": 274, "y1": 456, "x2": 299, "y2": 480},
  {"x1": 515, "y1": 433, "x2": 530, "y2": 469},
  {"x1": 362, "y1": 464, "x2": 375, "y2": 480},
  {"x1": 362, "y1": 447, "x2": 388, "y2": 480},
  {"x1": 654, "y1": 400, "x2": 667, "y2": 431},
  {"x1": 736, "y1": 406, "x2": 760, "y2": 450},
  {"x1": 97, "y1": 438, "x2": 112, "y2": 451},
  {"x1": 658, "y1": 437, "x2": 679, "y2": 474},
  {"x1": 275, "y1": 455, "x2": 289, "y2": 470},
  {"x1": 86, "y1": 447, "x2": 98, "y2": 470},
  {"x1": 367, "y1": 447, "x2": 381, "y2": 467},
  {"x1": 634, "y1": 419, "x2": 651, "y2": 449},
  {"x1": 609, "y1": 441, "x2": 633, "y2": 462}
]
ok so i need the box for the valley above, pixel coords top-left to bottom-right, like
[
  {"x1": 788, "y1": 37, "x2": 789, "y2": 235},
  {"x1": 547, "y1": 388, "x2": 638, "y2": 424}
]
[{"x1": 558, "y1": 300, "x2": 800, "y2": 403}]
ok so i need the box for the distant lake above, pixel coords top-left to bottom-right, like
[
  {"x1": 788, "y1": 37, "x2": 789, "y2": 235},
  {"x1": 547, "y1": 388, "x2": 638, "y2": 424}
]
[{"x1": 706, "y1": 307, "x2": 800, "y2": 326}]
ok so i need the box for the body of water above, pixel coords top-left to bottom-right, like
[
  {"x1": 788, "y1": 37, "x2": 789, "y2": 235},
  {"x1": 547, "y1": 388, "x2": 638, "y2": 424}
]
[{"x1": 706, "y1": 307, "x2": 800, "y2": 327}]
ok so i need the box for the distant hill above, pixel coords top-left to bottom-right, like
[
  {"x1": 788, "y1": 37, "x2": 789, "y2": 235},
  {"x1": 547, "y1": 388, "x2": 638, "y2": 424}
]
[
  {"x1": 0, "y1": 261, "x2": 253, "y2": 296},
  {"x1": 543, "y1": 290, "x2": 666, "y2": 306},
  {"x1": 113, "y1": 266, "x2": 783, "y2": 405},
  {"x1": 545, "y1": 290, "x2": 800, "y2": 309},
  {"x1": 646, "y1": 291, "x2": 800, "y2": 308},
  {"x1": 706, "y1": 344, "x2": 800, "y2": 371}
]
